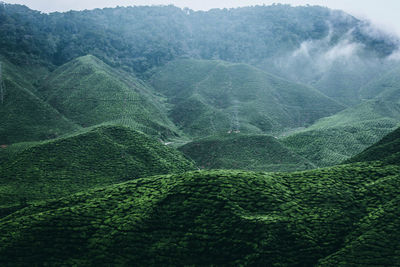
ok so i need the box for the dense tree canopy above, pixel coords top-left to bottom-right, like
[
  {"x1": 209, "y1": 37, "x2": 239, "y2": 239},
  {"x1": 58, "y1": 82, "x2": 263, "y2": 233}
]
[{"x1": 0, "y1": 3, "x2": 397, "y2": 73}]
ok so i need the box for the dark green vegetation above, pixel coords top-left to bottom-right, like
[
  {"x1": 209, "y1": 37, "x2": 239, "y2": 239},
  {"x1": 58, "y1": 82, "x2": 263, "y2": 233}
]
[
  {"x1": 0, "y1": 161, "x2": 399, "y2": 265},
  {"x1": 0, "y1": 58, "x2": 79, "y2": 144},
  {"x1": 1, "y1": 2, "x2": 400, "y2": 266},
  {"x1": 0, "y1": 125, "x2": 195, "y2": 208},
  {"x1": 0, "y1": 4, "x2": 396, "y2": 72},
  {"x1": 38, "y1": 55, "x2": 179, "y2": 138},
  {"x1": 0, "y1": 3, "x2": 398, "y2": 144},
  {"x1": 318, "y1": 194, "x2": 400, "y2": 266},
  {"x1": 151, "y1": 59, "x2": 343, "y2": 137},
  {"x1": 282, "y1": 100, "x2": 400, "y2": 166},
  {"x1": 179, "y1": 133, "x2": 314, "y2": 172},
  {"x1": 280, "y1": 43, "x2": 400, "y2": 167},
  {"x1": 347, "y1": 126, "x2": 400, "y2": 164},
  {"x1": 0, "y1": 2, "x2": 397, "y2": 111},
  {"x1": 0, "y1": 53, "x2": 181, "y2": 144}
]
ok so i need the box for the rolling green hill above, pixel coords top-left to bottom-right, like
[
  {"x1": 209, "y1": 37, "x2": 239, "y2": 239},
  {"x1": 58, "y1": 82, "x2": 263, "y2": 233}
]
[
  {"x1": 1, "y1": 4, "x2": 400, "y2": 266},
  {"x1": 282, "y1": 100, "x2": 400, "y2": 167},
  {"x1": 1, "y1": 3, "x2": 396, "y2": 112},
  {"x1": 311, "y1": 59, "x2": 388, "y2": 106},
  {"x1": 346, "y1": 127, "x2": 400, "y2": 165},
  {"x1": 318, "y1": 194, "x2": 400, "y2": 266},
  {"x1": 38, "y1": 55, "x2": 180, "y2": 138},
  {"x1": 0, "y1": 125, "x2": 195, "y2": 208},
  {"x1": 267, "y1": 43, "x2": 394, "y2": 107},
  {"x1": 151, "y1": 59, "x2": 344, "y2": 137},
  {"x1": 0, "y1": 161, "x2": 399, "y2": 265},
  {"x1": 360, "y1": 63, "x2": 400, "y2": 103},
  {"x1": 0, "y1": 59, "x2": 79, "y2": 144},
  {"x1": 0, "y1": 141, "x2": 38, "y2": 165},
  {"x1": 179, "y1": 133, "x2": 314, "y2": 172}
]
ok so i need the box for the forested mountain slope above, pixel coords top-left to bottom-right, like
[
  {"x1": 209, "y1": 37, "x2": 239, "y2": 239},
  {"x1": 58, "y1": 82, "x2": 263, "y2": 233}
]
[
  {"x1": 0, "y1": 58, "x2": 79, "y2": 144},
  {"x1": 0, "y1": 125, "x2": 195, "y2": 208},
  {"x1": 38, "y1": 55, "x2": 180, "y2": 138},
  {"x1": 151, "y1": 59, "x2": 343, "y2": 137},
  {"x1": 282, "y1": 100, "x2": 400, "y2": 166},
  {"x1": 0, "y1": 4, "x2": 396, "y2": 68},
  {"x1": 360, "y1": 63, "x2": 400, "y2": 102},
  {"x1": 1, "y1": 3, "x2": 400, "y2": 266},
  {"x1": 0, "y1": 161, "x2": 399, "y2": 265},
  {"x1": 346, "y1": 126, "x2": 400, "y2": 164},
  {"x1": 179, "y1": 133, "x2": 314, "y2": 172},
  {"x1": 0, "y1": 4, "x2": 397, "y2": 97}
]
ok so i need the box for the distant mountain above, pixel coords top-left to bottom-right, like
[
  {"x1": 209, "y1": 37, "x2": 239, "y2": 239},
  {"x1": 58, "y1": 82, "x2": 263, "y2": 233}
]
[
  {"x1": 310, "y1": 59, "x2": 388, "y2": 106},
  {"x1": 0, "y1": 2, "x2": 398, "y2": 115},
  {"x1": 151, "y1": 59, "x2": 344, "y2": 137},
  {"x1": 0, "y1": 4, "x2": 397, "y2": 72},
  {"x1": 0, "y1": 125, "x2": 195, "y2": 208},
  {"x1": 1, "y1": 162, "x2": 399, "y2": 265},
  {"x1": 0, "y1": 59, "x2": 79, "y2": 144},
  {"x1": 282, "y1": 100, "x2": 400, "y2": 166},
  {"x1": 1, "y1": 3, "x2": 400, "y2": 266},
  {"x1": 38, "y1": 55, "x2": 180, "y2": 138},
  {"x1": 179, "y1": 133, "x2": 314, "y2": 172},
  {"x1": 346, "y1": 127, "x2": 400, "y2": 165},
  {"x1": 360, "y1": 63, "x2": 400, "y2": 102},
  {"x1": 267, "y1": 35, "x2": 397, "y2": 106}
]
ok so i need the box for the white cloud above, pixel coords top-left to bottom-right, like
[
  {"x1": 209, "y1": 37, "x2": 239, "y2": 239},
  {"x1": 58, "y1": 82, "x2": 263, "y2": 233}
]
[
  {"x1": 289, "y1": 25, "x2": 363, "y2": 68},
  {"x1": 388, "y1": 50, "x2": 400, "y2": 61},
  {"x1": 323, "y1": 40, "x2": 362, "y2": 63}
]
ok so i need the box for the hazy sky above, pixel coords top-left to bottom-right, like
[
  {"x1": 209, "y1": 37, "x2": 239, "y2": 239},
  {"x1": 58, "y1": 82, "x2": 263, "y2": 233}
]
[{"x1": 4, "y1": 0, "x2": 400, "y2": 36}]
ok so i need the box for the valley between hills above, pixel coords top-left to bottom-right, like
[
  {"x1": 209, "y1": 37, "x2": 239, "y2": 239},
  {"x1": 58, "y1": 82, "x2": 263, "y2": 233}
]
[{"x1": 0, "y1": 2, "x2": 400, "y2": 266}]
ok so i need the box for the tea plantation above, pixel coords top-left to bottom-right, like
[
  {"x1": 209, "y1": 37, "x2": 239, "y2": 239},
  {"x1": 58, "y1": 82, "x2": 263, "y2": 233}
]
[
  {"x1": 0, "y1": 125, "x2": 195, "y2": 209},
  {"x1": 0, "y1": 160, "x2": 399, "y2": 265}
]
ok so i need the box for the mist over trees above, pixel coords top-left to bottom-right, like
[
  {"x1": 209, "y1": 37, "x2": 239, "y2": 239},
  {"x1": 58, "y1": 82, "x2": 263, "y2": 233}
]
[
  {"x1": 0, "y1": 3, "x2": 398, "y2": 73},
  {"x1": 1, "y1": 3, "x2": 400, "y2": 266}
]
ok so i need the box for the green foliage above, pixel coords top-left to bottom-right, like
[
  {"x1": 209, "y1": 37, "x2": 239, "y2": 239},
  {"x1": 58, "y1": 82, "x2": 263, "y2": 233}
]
[
  {"x1": 179, "y1": 133, "x2": 314, "y2": 172},
  {"x1": 1, "y1": 4, "x2": 400, "y2": 265},
  {"x1": 38, "y1": 55, "x2": 180, "y2": 139},
  {"x1": 0, "y1": 4, "x2": 396, "y2": 72},
  {"x1": 0, "y1": 162, "x2": 399, "y2": 265},
  {"x1": 0, "y1": 59, "x2": 79, "y2": 144},
  {"x1": 318, "y1": 195, "x2": 400, "y2": 266},
  {"x1": 360, "y1": 63, "x2": 400, "y2": 103},
  {"x1": 282, "y1": 100, "x2": 400, "y2": 166},
  {"x1": 346, "y1": 127, "x2": 400, "y2": 165},
  {"x1": 0, "y1": 141, "x2": 38, "y2": 164},
  {"x1": 151, "y1": 59, "x2": 344, "y2": 137},
  {"x1": 0, "y1": 125, "x2": 195, "y2": 207},
  {"x1": 0, "y1": 3, "x2": 397, "y2": 113},
  {"x1": 311, "y1": 59, "x2": 390, "y2": 106}
]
